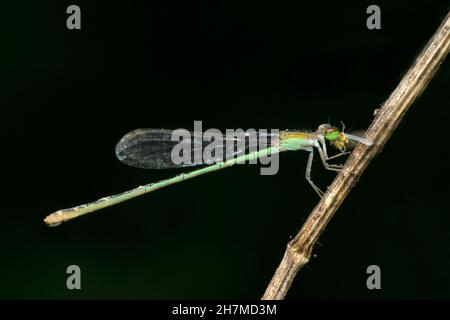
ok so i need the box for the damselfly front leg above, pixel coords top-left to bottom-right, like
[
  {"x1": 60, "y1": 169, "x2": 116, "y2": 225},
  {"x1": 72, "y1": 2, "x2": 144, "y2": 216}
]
[
  {"x1": 316, "y1": 143, "x2": 343, "y2": 172},
  {"x1": 319, "y1": 137, "x2": 350, "y2": 162}
]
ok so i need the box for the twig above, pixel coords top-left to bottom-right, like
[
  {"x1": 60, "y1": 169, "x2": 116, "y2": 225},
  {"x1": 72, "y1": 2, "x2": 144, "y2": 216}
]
[{"x1": 262, "y1": 11, "x2": 450, "y2": 300}]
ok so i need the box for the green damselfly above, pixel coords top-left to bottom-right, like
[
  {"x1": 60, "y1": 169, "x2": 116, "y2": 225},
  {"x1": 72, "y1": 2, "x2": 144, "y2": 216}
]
[{"x1": 44, "y1": 124, "x2": 372, "y2": 226}]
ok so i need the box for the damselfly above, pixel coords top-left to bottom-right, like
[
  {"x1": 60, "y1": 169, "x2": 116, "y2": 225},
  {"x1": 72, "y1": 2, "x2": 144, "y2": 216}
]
[{"x1": 44, "y1": 124, "x2": 372, "y2": 226}]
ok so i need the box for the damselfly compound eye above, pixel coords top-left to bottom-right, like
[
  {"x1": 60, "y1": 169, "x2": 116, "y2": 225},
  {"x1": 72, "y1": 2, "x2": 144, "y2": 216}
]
[{"x1": 324, "y1": 127, "x2": 340, "y2": 142}]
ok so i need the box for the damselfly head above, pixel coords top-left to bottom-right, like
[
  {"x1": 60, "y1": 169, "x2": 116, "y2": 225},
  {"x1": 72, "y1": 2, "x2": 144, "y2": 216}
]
[
  {"x1": 317, "y1": 123, "x2": 373, "y2": 151},
  {"x1": 320, "y1": 124, "x2": 347, "y2": 152}
]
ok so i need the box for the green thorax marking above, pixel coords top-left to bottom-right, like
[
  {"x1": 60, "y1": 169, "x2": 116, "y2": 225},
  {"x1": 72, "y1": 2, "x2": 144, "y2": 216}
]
[{"x1": 279, "y1": 131, "x2": 317, "y2": 151}]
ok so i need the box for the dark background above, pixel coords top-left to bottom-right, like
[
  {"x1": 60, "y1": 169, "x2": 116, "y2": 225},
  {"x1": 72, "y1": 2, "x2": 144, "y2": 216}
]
[{"x1": 2, "y1": 1, "x2": 449, "y2": 299}]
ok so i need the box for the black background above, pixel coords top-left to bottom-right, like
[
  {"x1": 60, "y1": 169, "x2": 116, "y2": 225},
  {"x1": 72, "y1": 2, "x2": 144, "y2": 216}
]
[{"x1": 2, "y1": 1, "x2": 450, "y2": 299}]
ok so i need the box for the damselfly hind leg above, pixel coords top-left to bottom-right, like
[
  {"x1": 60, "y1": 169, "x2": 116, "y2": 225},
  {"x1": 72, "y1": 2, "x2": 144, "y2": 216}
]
[{"x1": 305, "y1": 150, "x2": 325, "y2": 197}]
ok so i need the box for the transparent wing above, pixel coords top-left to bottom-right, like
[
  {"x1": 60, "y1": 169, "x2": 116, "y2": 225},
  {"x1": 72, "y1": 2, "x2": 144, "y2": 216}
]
[
  {"x1": 345, "y1": 132, "x2": 373, "y2": 147},
  {"x1": 115, "y1": 128, "x2": 277, "y2": 169}
]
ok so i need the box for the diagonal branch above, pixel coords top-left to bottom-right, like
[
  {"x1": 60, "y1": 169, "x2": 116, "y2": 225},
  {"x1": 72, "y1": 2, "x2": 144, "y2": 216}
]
[{"x1": 262, "y1": 10, "x2": 450, "y2": 300}]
